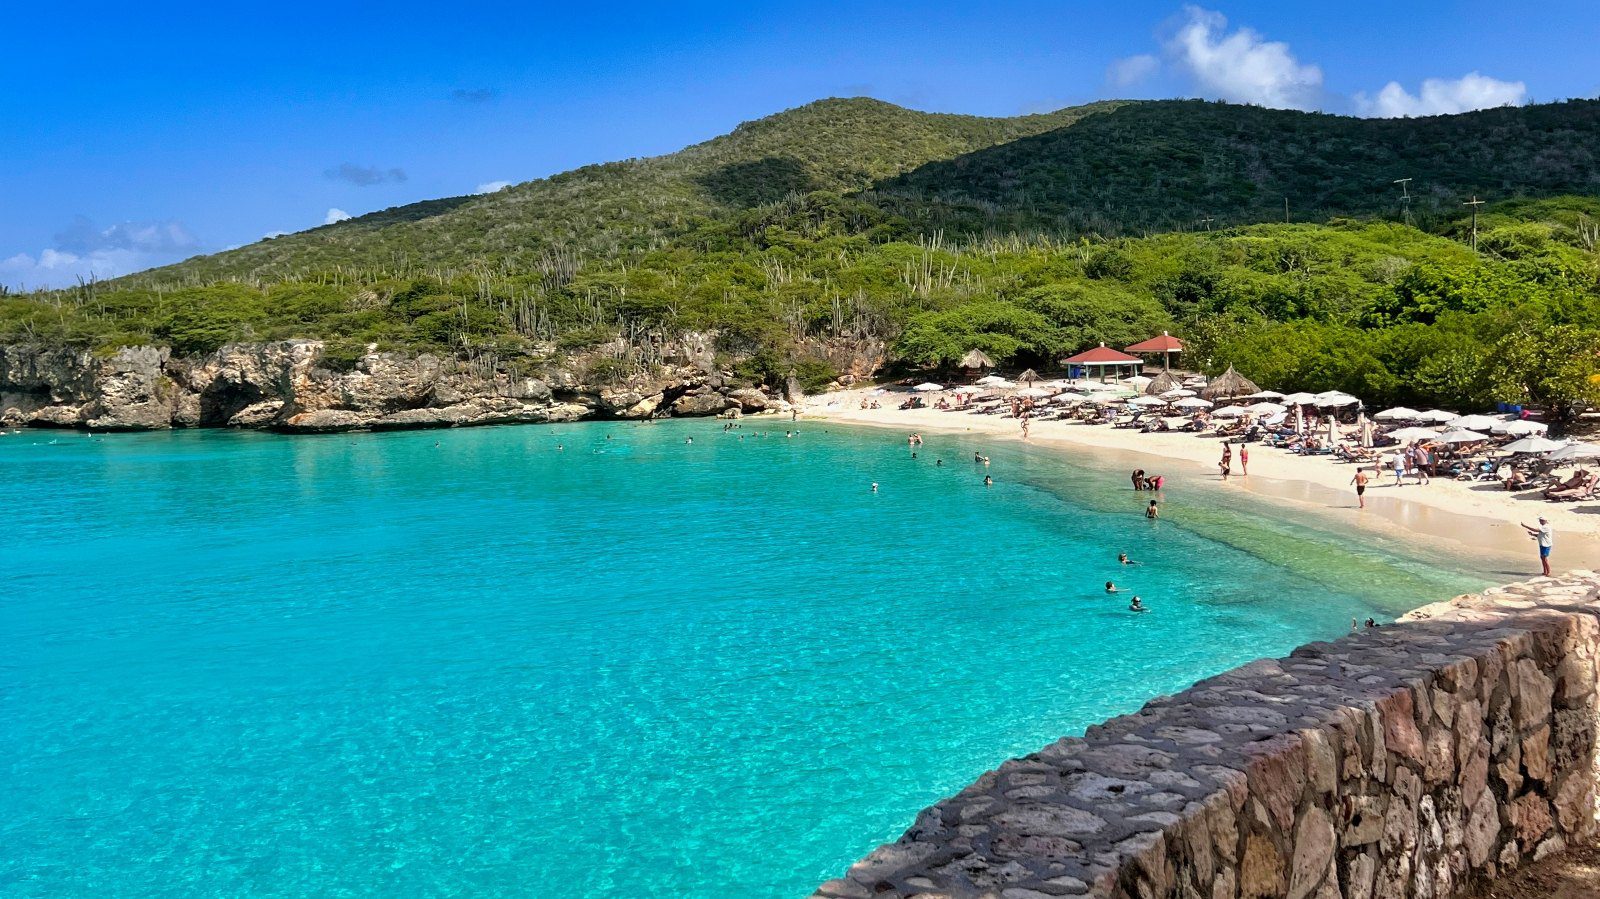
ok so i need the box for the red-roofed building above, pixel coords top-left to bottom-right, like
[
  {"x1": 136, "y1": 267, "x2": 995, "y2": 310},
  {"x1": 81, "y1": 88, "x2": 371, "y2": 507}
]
[
  {"x1": 1062, "y1": 343, "x2": 1143, "y2": 381},
  {"x1": 1124, "y1": 331, "x2": 1185, "y2": 371}
]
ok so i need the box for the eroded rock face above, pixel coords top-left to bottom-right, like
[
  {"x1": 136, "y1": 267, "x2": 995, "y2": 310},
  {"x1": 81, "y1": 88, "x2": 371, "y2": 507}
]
[
  {"x1": 0, "y1": 340, "x2": 791, "y2": 432},
  {"x1": 811, "y1": 573, "x2": 1600, "y2": 899}
]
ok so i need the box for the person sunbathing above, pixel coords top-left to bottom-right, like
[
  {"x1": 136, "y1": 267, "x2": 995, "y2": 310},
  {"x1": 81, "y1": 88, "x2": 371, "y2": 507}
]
[
  {"x1": 1546, "y1": 472, "x2": 1598, "y2": 501},
  {"x1": 1537, "y1": 469, "x2": 1588, "y2": 496}
]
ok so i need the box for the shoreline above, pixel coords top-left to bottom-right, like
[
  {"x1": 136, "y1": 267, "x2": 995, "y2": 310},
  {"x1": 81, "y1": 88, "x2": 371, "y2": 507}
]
[{"x1": 804, "y1": 389, "x2": 1600, "y2": 576}]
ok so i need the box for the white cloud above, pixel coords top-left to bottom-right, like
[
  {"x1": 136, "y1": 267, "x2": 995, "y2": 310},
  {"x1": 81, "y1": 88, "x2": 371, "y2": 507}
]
[
  {"x1": 324, "y1": 207, "x2": 352, "y2": 225},
  {"x1": 262, "y1": 230, "x2": 289, "y2": 240},
  {"x1": 1106, "y1": 54, "x2": 1160, "y2": 89},
  {"x1": 0, "y1": 247, "x2": 150, "y2": 290},
  {"x1": 475, "y1": 180, "x2": 512, "y2": 195},
  {"x1": 1162, "y1": 6, "x2": 1323, "y2": 110},
  {"x1": 1355, "y1": 72, "x2": 1528, "y2": 118}
]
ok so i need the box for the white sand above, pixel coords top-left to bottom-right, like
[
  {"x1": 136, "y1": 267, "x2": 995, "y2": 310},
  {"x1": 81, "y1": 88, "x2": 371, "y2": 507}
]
[{"x1": 804, "y1": 388, "x2": 1600, "y2": 573}]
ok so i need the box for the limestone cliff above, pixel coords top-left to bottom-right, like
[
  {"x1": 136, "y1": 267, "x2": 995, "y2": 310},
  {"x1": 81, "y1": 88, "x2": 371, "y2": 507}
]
[{"x1": 0, "y1": 337, "x2": 805, "y2": 432}]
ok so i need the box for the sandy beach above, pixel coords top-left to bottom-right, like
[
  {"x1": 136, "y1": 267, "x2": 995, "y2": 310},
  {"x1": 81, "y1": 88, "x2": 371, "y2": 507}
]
[{"x1": 805, "y1": 387, "x2": 1600, "y2": 574}]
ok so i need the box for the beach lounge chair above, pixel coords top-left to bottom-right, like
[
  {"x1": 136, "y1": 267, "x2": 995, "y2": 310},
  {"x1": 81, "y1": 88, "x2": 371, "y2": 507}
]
[{"x1": 1546, "y1": 472, "x2": 1598, "y2": 501}]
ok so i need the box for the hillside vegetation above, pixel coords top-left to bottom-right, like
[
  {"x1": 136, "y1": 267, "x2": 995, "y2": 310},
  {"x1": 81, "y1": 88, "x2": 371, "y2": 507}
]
[{"x1": 5, "y1": 97, "x2": 1600, "y2": 423}]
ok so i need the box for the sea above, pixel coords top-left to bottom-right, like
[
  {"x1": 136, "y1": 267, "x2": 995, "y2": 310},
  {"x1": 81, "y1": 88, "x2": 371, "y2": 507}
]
[{"x1": 0, "y1": 420, "x2": 1490, "y2": 897}]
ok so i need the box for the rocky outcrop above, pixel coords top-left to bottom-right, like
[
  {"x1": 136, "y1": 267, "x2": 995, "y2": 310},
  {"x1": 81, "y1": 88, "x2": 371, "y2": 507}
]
[
  {"x1": 0, "y1": 339, "x2": 799, "y2": 433},
  {"x1": 814, "y1": 573, "x2": 1600, "y2": 899}
]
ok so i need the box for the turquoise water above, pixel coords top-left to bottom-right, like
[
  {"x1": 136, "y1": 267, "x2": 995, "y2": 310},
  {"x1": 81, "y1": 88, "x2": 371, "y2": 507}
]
[{"x1": 1, "y1": 421, "x2": 1486, "y2": 897}]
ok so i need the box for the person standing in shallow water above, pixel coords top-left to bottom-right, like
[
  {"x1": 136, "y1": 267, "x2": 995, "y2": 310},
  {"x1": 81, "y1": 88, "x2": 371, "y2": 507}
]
[
  {"x1": 1522, "y1": 517, "x2": 1554, "y2": 576},
  {"x1": 1218, "y1": 444, "x2": 1231, "y2": 480},
  {"x1": 1239, "y1": 444, "x2": 1248, "y2": 476}
]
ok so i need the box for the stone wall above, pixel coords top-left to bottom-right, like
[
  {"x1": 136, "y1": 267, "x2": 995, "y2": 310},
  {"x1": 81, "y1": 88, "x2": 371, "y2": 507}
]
[{"x1": 813, "y1": 573, "x2": 1600, "y2": 899}]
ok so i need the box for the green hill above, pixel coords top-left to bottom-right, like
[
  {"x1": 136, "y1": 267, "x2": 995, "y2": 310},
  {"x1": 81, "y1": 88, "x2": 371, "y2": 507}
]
[
  {"x1": 140, "y1": 97, "x2": 1123, "y2": 285},
  {"x1": 871, "y1": 99, "x2": 1600, "y2": 236}
]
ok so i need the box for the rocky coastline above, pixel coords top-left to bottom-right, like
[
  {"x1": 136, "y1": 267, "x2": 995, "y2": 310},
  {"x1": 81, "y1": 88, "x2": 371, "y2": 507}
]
[{"x1": 0, "y1": 335, "x2": 854, "y2": 434}]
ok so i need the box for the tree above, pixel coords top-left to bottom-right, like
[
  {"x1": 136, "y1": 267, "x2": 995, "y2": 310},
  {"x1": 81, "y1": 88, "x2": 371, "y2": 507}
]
[{"x1": 1491, "y1": 324, "x2": 1600, "y2": 432}]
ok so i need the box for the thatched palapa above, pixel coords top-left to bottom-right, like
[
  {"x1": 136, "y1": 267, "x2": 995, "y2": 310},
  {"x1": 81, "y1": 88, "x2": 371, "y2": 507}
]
[
  {"x1": 1200, "y1": 365, "x2": 1260, "y2": 400},
  {"x1": 960, "y1": 348, "x2": 996, "y2": 371}
]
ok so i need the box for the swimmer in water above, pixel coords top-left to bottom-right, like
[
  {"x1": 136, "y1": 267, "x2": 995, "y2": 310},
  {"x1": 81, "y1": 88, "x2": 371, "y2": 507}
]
[
  {"x1": 1118, "y1": 552, "x2": 1140, "y2": 565},
  {"x1": 686, "y1": 437, "x2": 693, "y2": 444},
  {"x1": 984, "y1": 475, "x2": 993, "y2": 486},
  {"x1": 556, "y1": 444, "x2": 564, "y2": 451},
  {"x1": 871, "y1": 482, "x2": 879, "y2": 493},
  {"x1": 935, "y1": 459, "x2": 943, "y2": 466},
  {"x1": 1129, "y1": 596, "x2": 1146, "y2": 612},
  {"x1": 1105, "y1": 582, "x2": 1118, "y2": 594},
  {"x1": 1145, "y1": 500, "x2": 1159, "y2": 519}
]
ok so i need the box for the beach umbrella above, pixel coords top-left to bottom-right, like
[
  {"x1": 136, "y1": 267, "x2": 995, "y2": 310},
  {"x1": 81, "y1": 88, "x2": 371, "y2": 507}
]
[
  {"x1": 1246, "y1": 401, "x2": 1285, "y2": 414},
  {"x1": 1162, "y1": 388, "x2": 1198, "y2": 398},
  {"x1": 1262, "y1": 412, "x2": 1287, "y2": 426},
  {"x1": 974, "y1": 374, "x2": 1008, "y2": 386},
  {"x1": 1315, "y1": 391, "x2": 1360, "y2": 407},
  {"x1": 1246, "y1": 390, "x2": 1285, "y2": 400},
  {"x1": 1212, "y1": 405, "x2": 1251, "y2": 418},
  {"x1": 1446, "y1": 414, "x2": 1501, "y2": 431},
  {"x1": 1436, "y1": 428, "x2": 1491, "y2": 444},
  {"x1": 1415, "y1": 409, "x2": 1459, "y2": 424},
  {"x1": 1142, "y1": 370, "x2": 1183, "y2": 396},
  {"x1": 1294, "y1": 404, "x2": 1304, "y2": 435},
  {"x1": 1283, "y1": 392, "x2": 1318, "y2": 405},
  {"x1": 1122, "y1": 374, "x2": 1153, "y2": 388},
  {"x1": 1129, "y1": 396, "x2": 1168, "y2": 407},
  {"x1": 1493, "y1": 419, "x2": 1548, "y2": 436},
  {"x1": 1200, "y1": 365, "x2": 1261, "y2": 401},
  {"x1": 1501, "y1": 436, "x2": 1566, "y2": 454},
  {"x1": 960, "y1": 348, "x2": 996, "y2": 371},
  {"x1": 1361, "y1": 417, "x2": 1376, "y2": 448},
  {"x1": 1547, "y1": 442, "x2": 1600, "y2": 461},
  {"x1": 1173, "y1": 397, "x2": 1214, "y2": 409},
  {"x1": 1017, "y1": 368, "x2": 1040, "y2": 386},
  {"x1": 1327, "y1": 416, "x2": 1338, "y2": 444},
  {"x1": 1388, "y1": 426, "x2": 1443, "y2": 440},
  {"x1": 1016, "y1": 386, "x2": 1053, "y2": 398},
  {"x1": 912, "y1": 382, "x2": 945, "y2": 392},
  {"x1": 1182, "y1": 376, "x2": 1207, "y2": 387},
  {"x1": 1082, "y1": 381, "x2": 1123, "y2": 393},
  {"x1": 1373, "y1": 407, "x2": 1421, "y2": 421}
]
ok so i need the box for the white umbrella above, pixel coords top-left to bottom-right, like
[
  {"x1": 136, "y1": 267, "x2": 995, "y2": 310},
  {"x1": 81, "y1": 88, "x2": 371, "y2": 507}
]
[
  {"x1": 1327, "y1": 416, "x2": 1338, "y2": 444},
  {"x1": 1502, "y1": 436, "x2": 1566, "y2": 454},
  {"x1": 1547, "y1": 442, "x2": 1600, "y2": 461},
  {"x1": 974, "y1": 375, "x2": 1008, "y2": 386},
  {"x1": 1246, "y1": 390, "x2": 1285, "y2": 400},
  {"x1": 1129, "y1": 396, "x2": 1168, "y2": 407},
  {"x1": 1283, "y1": 392, "x2": 1318, "y2": 405},
  {"x1": 1182, "y1": 376, "x2": 1207, "y2": 387},
  {"x1": 1162, "y1": 388, "x2": 1198, "y2": 398},
  {"x1": 912, "y1": 382, "x2": 944, "y2": 392},
  {"x1": 1436, "y1": 428, "x2": 1491, "y2": 444},
  {"x1": 1174, "y1": 397, "x2": 1214, "y2": 409},
  {"x1": 1315, "y1": 392, "x2": 1360, "y2": 407},
  {"x1": 1373, "y1": 407, "x2": 1421, "y2": 421},
  {"x1": 1445, "y1": 414, "x2": 1501, "y2": 431},
  {"x1": 1246, "y1": 401, "x2": 1285, "y2": 414},
  {"x1": 1387, "y1": 426, "x2": 1443, "y2": 440},
  {"x1": 1212, "y1": 406, "x2": 1251, "y2": 418},
  {"x1": 1493, "y1": 419, "x2": 1548, "y2": 436},
  {"x1": 1122, "y1": 375, "x2": 1153, "y2": 387},
  {"x1": 1015, "y1": 387, "x2": 1053, "y2": 398},
  {"x1": 1416, "y1": 409, "x2": 1459, "y2": 424},
  {"x1": 1262, "y1": 412, "x2": 1287, "y2": 426},
  {"x1": 1081, "y1": 381, "x2": 1123, "y2": 393}
]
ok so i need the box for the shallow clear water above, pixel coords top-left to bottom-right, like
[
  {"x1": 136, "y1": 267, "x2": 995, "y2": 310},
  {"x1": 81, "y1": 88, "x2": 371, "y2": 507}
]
[{"x1": 1, "y1": 421, "x2": 1487, "y2": 897}]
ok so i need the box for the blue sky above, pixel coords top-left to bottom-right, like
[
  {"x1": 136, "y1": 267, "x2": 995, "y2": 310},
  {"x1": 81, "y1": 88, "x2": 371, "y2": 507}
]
[{"x1": 3, "y1": 1, "x2": 1597, "y2": 289}]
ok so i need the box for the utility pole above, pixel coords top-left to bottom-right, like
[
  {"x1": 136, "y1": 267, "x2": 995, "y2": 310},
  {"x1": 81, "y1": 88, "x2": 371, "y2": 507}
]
[
  {"x1": 1394, "y1": 178, "x2": 1413, "y2": 226},
  {"x1": 1284, "y1": 197, "x2": 1290, "y2": 223},
  {"x1": 1199, "y1": 216, "x2": 1215, "y2": 232},
  {"x1": 1464, "y1": 196, "x2": 1485, "y2": 252}
]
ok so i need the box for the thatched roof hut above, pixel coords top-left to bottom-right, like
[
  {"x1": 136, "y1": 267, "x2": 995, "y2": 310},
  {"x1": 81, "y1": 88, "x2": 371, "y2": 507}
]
[
  {"x1": 1200, "y1": 365, "x2": 1261, "y2": 401},
  {"x1": 960, "y1": 348, "x2": 996, "y2": 370},
  {"x1": 1143, "y1": 371, "x2": 1182, "y2": 396},
  {"x1": 1017, "y1": 368, "x2": 1039, "y2": 385}
]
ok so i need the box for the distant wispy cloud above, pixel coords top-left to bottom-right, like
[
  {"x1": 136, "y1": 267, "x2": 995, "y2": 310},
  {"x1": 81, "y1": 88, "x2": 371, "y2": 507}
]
[
  {"x1": 1, "y1": 216, "x2": 202, "y2": 289},
  {"x1": 324, "y1": 207, "x2": 353, "y2": 225},
  {"x1": 451, "y1": 88, "x2": 499, "y2": 103},
  {"x1": 1355, "y1": 73, "x2": 1528, "y2": 118},
  {"x1": 325, "y1": 163, "x2": 408, "y2": 187},
  {"x1": 475, "y1": 180, "x2": 511, "y2": 195},
  {"x1": 1106, "y1": 54, "x2": 1160, "y2": 90}
]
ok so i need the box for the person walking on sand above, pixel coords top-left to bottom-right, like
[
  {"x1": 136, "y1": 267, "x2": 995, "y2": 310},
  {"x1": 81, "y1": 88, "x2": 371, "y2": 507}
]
[
  {"x1": 1021, "y1": 417, "x2": 1030, "y2": 440},
  {"x1": 1218, "y1": 444, "x2": 1231, "y2": 480},
  {"x1": 1522, "y1": 517, "x2": 1554, "y2": 576},
  {"x1": 1351, "y1": 467, "x2": 1369, "y2": 509},
  {"x1": 1239, "y1": 444, "x2": 1248, "y2": 476},
  {"x1": 1391, "y1": 452, "x2": 1406, "y2": 486}
]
